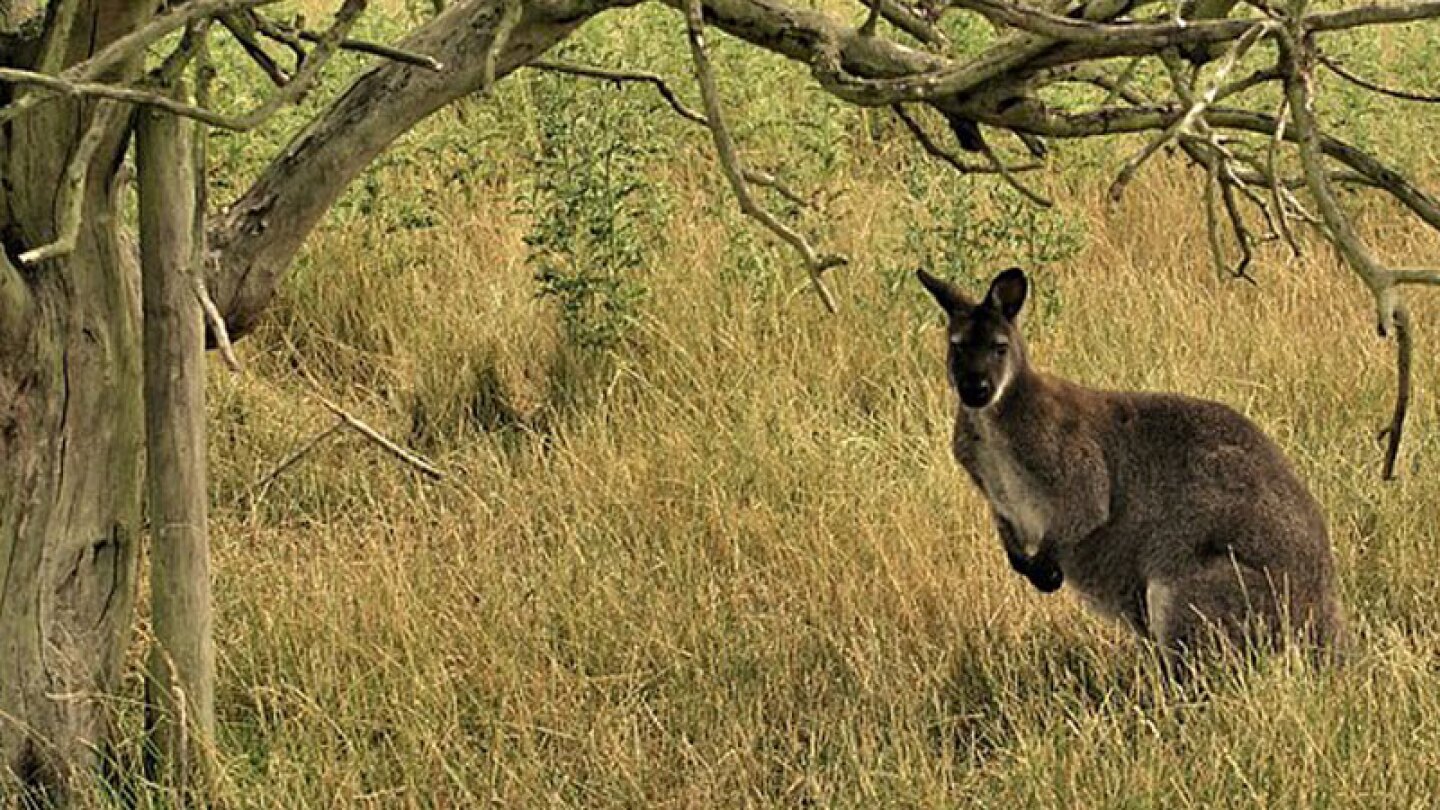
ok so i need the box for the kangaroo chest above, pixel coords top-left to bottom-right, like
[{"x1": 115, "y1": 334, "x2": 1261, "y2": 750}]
[{"x1": 961, "y1": 417, "x2": 1051, "y2": 553}]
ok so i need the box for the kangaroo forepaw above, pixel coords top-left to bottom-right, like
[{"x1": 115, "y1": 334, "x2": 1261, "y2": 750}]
[
  {"x1": 1006, "y1": 548, "x2": 1064, "y2": 593},
  {"x1": 1027, "y1": 564, "x2": 1063, "y2": 593}
]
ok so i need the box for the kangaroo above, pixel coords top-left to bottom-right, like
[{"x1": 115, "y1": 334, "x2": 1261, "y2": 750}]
[{"x1": 919, "y1": 267, "x2": 1343, "y2": 662}]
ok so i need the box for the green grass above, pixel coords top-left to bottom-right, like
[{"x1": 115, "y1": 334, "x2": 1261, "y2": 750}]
[{"x1": 92, "y1": 3, "x2": 1440, "y2": 806}]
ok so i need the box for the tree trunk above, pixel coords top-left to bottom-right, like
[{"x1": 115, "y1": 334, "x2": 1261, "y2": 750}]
[
  {"x1": 0, "y1": 2, "x2": 157, "y2": 801},
  {"x1": 138, "y1": 98, "x2": 215, "y2": 799},
  {"x1": 0, "y1": 129, "x2": 144, "y2": 803}
]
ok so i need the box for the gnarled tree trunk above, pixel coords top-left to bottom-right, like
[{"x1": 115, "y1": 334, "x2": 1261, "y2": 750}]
[{"x1": 0, "y1": 2, "x2": 156, "y2": 801}]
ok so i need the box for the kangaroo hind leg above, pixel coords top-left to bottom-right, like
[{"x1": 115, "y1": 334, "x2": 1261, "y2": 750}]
[{"x1": 1147, "y1": 561, "x2": 1287, "y2": 669}]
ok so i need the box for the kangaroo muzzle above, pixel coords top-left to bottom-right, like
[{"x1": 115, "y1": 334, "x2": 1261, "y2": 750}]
[{"x1": 959, "y1": 377, "x2": 995, "y2": 408}]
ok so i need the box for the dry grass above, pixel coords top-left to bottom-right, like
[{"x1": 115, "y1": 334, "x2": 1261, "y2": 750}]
[{"x1": 101, "y1": 5, "x2": 1440, "y2": 807}]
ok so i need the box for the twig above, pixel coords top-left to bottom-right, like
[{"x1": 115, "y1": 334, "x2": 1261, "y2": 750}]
[
  {"x1": 245, "y1": 10, "x2": 308, "y2": 66},
  {"x1": 980, "y1": 136, "x2": 1052, "y2": 207},
  {"x1": 685, "y1": 0, "x2": 845, "y2": 312},
  {"x1": 1380, "y1": 305, "x2": 1412, "y2": 480},
  {"x1": 188, "y1": 29, "x2": 242, "y2": 374},
  {"x1": 1218, "y1": 172, "x2": 1257, "y2": 283},
  {"x1": 531, "y1": 59, "x2": 706, "y2": 124},
  {"x1": 252, "y1": 13, "x2": 445, "y2": 71},
  {"x1": 1318, "y1": 51, "x2": 1440, "y2": 104},
  {"x1": 247, "y1": 419, "x2": 345, "y2": 495},
  {"x1": 0, "y1": 0, "x2": 364, "y2": 135},
  {"x1": 18, "y1": 100, "x2": 128, "y2": 265},
  {"x1": 856, "y1": 0, "x2": 949, "y2": 48},
  {"x1": 217, "y1": 0, "x2": 368, "y2": 129},
  {"x1": 220, "y1": 12, "x2": 292, "y2": 86},
  {"x1": 270, "y1": 332, "x2": 443, "y2": 482},
  {"x1": 1202, "y1": 153, "x2": 1228, "y2": 278},
  {"x1": 1109, "y1": 22, "x2": 1271, "y2": 202},
  {"x1": 1099, "y1": 56, "x2": 1144, "y2": 107},
  {"x1": 483, "y1": 0, "x2": 523, "y2": 93},
  {"x1": 0, "y1": 0, "x2": 283, "y2": 124},
  {"x1": 1391, "y1": 268, "x2": 1440, "y2": 286},
  {"x1": 316, "y1": 395, "x2": 445, "y2": 480},
  {"x1": 529, "y1": 59, "x2": 810, "y2": 205},
  {"x1": 0, "y1": 67, "x2": 250, "y2": 129},
  {"x1": 1266, "y1": 98, "x2": 1302, "y2": 257},
  {"x1": 892, "y1": 104, "x2": 1041, "y2": 175}
]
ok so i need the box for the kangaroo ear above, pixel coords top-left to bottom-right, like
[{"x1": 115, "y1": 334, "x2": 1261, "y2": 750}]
[
  {"x1": 917, "y1": 269, "x2": 971, "y2": 314},
  {"x1": 984, "y1": 267, "x2": 1028, "y2": 321}
]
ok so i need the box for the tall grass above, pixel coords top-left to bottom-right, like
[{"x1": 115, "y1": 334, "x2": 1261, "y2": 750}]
[{"x1": 94, "y1": 3, "x2": 1440, "y2": 806}]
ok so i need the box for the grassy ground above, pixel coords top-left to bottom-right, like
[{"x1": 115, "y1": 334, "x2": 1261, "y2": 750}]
[{"x1": 104, "y1": 2, "x2": 1440, "y2": 806}]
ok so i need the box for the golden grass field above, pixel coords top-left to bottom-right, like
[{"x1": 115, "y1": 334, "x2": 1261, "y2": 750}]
[{"x1": 105, "y1": 3, "x2": 1440, "y2": 806}]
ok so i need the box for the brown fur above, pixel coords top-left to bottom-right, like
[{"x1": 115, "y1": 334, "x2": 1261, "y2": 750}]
[{"x1": 920, "y1": 268, "x2": 1344, "y2": 663}]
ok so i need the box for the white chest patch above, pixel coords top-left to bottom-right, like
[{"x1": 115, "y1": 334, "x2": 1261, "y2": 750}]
[{"x1": 970, "y1": 417, "x2": 1049, "y2": 555}]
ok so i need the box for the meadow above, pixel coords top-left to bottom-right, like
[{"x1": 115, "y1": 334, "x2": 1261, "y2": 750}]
[{"x1": 103, "y1": 2, "x2": 1440, "y2": 805}]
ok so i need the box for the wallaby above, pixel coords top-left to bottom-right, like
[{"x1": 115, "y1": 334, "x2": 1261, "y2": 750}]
[{"x1": 919, "y1": 267, "x2": 1343, "y2": 662}]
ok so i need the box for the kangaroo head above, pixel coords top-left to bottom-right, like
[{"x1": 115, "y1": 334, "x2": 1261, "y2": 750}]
[{"x1": 917, "y1": 267, "x2": 1029, "y2": 410}]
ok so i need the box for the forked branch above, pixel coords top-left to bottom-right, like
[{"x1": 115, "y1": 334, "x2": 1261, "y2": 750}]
[{"x1": 683, "y1": 0, "x2": 845, "y2": 312}]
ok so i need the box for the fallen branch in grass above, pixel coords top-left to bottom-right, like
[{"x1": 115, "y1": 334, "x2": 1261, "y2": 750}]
[{"x1": 316, "y1": 395, "x2": 445, "y2": 481}]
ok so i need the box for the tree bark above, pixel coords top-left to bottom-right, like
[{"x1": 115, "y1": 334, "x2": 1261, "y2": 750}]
[
  {"x1": 138, "y1": 98, "x2": 215, "y2": 799},
  {"x1": 0, "y1": 1, "x2": 158, "y2": 801}
]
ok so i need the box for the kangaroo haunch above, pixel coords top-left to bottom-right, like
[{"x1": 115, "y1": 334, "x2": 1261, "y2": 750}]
[{"x1": 920, "y1": 267, "x2": 1343, "y2": 660}]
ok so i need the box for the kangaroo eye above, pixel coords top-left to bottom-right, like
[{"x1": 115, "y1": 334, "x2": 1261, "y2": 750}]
[{"x1": 994, "y1": 343, "x2": 1009, "y2": 356}]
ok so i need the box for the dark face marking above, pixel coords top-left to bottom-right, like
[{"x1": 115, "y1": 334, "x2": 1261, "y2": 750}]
[{"x1": 948, "y1": 307, "x2": 1016, "y2": 410}]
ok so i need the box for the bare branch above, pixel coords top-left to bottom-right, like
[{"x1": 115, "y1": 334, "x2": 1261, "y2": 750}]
[
  {"x1": 0, "y1": 0, "x2": 282, "y2": 124},
  {"x1": 1381, "y1": 305, "x2": 1412, "y2": 481},
  {"x1": 219, "y1": 12, "x2": 292, "y2": 86},
  {"x1": 1307, "y1": 1, "x2": 1440, "y2": 33},
  {"x1": 980, "y1": 136, "x2": 1052, "y2": 206},
  {"x1": 252, "y1": 12, "x2": 446, "y2": 71},
  {"x1": 1203, "y1": 151, "x2": 1228, "y2": 277},
  {"x1": 1282, "y1": 30, "x2": 1395, "y2": 331},
  {"x1": 1317, "y1": 50, "x2": 1440, "y2": 104},
  {"x1": 483, "y1": 0, "x2": 524, "y2": 93},
  {"x1": 856, "y1": 0, "x2": 949, "y2": 48},
  {"x1": 1110, "y1": 22, "x2": 1272, "y2": 202},
  {"x1": 87, "y1": 0, "x2": 282, "y2": 80},
  {"x1": 1218, "y1": 171, "x2": 1257, "y2": 283},
  {"x1": 0, "y1": 66, "x2": 276, "y2": 129},
  {"x1": 246, "y1": 10, "x2": 309, "y2": 66},
  {"x1": 317, "y1": 396, "x2": 445, "y2": 480},
  {"x1": 209, "y1": 0, "x2": 368, "y2": 129},
  {"x1": 189, "y1": 28, "x2": 242, "y2": 374},
  {"x1": 685, "y1": 0, "x2": 845, "y2": 312},
  {"x1": 892, "y1": 104, "x2": 1041, "y2": 174},
  {"x1": 246, "y1": 419, "x2": 346, "y2": 499},
  {"x1": 955, "y1": 0, "x2": 1440, "y2": 47},
  {"x1": 1391, "y1": 268, "x2": 1440, "y2": 286},
  {"x1": 1266, "y1": 98, "x2": 1302, "y2": 257},
  {"x1": 530, "y1": 59, "x2": 707, "y2": 124}
]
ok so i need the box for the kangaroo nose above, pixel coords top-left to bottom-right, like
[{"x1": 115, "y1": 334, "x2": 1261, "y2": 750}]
[{"x1": 959, "y1": 378, "x2": 993, "y2": 407}]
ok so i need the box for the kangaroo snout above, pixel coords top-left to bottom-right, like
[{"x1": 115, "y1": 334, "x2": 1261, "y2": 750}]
[{"x1": 958, "y1": 377, "x2": 994, "y2": 409}]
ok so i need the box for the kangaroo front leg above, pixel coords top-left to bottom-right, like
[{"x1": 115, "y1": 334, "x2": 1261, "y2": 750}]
[{"x1": 997, "y1": 517, "x2": 1063, "y2": 594}]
